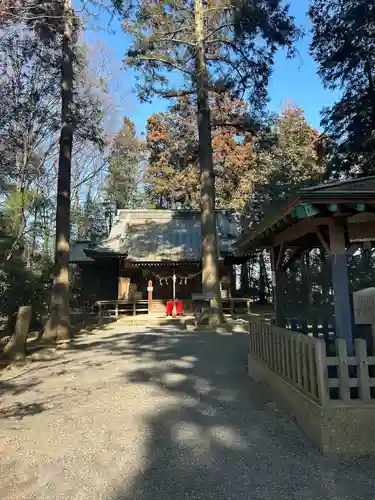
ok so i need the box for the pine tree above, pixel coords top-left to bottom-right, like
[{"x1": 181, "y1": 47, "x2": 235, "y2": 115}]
[
  {"x1": 248, "y1": 104, "x2": 324, "y2": 221},
  {"x1": 106, "y1": 118, "x2": 144, "y2": 210},
  {"x1": 309, "y1": 0, "x2": 375, "y2": 177},
  {"x1": 125, "y1": 0, "x2": 298, "y2": 324}
]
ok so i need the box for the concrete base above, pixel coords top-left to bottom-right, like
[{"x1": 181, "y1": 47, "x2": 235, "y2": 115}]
[
  {"x1": 185, "y1": 318, "x2": 249, "y2": 333},
  {"x1": 116, "y1": 314, "x2": 188, "y2": 328},
  {"x1": 248, "y1": 354, "x2": 375, "y2": 457}
]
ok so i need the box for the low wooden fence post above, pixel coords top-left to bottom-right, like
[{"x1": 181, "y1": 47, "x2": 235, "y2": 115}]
[
  {"x1": 355, "y1": 338, "x2": 371, "y2": 402},
  {"x1": 302, "y1": 342, "x2": 309, "y2": 393},
  {"x1": 307, "y1": 343, "x2": 317, "y2": 397},
  {"x1": 290, "y1": 335, "x2": 297, "y2": 384},
  {"x1": 248, "y1": 322, "x2": 252, "y2": 353},
  {"x1": 315, "y1": 338, "x2": 329, "y2": 405},
  {"x1": 98, "y1": 303, "x2": 103, "y2": 325},
  {"x1": 273, "y1": 326, "x2": 279, "y2": 373},
  {"x1": 336, "y1": 339, "x2": 351, "y2": 402}
]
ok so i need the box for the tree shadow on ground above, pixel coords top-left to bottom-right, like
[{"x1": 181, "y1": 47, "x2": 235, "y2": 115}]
[
  {"x1": 2, "y1": 324, "x2": 375, "y2": 497},
  {"x1": 0, "y1": 401, "x2": 46, "y2": 420},
  {"x1": 0, "y1": 378, "x2": 41, "y2": 397},
  {"x1": 99, "y1": 329, "x2": 375, "y2": 500}
]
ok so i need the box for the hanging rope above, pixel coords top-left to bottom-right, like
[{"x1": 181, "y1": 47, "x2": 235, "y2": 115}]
[{"x1": 152, "y1": 269, "x2": 202, "y2": 285}]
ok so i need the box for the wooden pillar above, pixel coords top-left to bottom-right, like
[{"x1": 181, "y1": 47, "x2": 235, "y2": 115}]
[
  {"x1": 329, "y1": 219, "x2": 354, "y2": 354},
  {"x1": 230, "y1": 264, "x2": 236, "y2": 297},
  {"x1": 271, "y1": 247, "x2": 286, "y2": 328},
  {"x1": 117, "y1": 259, "x2": 121, "y2": 299},
  {"x1": 227, "y1": 265, "x2": 232, "y2": 299},
  {"x1": 147, "y1": 279, "x2": 153, "y2": 314},
  {"x1": 274, "y1": 270, "x2": 286, "y2": 328},
  {"x1": 301, "y1": 251, "x2": 311, "y2": 318}
]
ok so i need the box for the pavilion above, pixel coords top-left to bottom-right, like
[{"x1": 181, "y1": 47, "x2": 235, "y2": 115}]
[{"x1": 234, "y1": 176, "x2": 375, "y2": 353}]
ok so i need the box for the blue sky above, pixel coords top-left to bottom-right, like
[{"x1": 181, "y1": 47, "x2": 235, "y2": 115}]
[{"x1": 81, "y1": 0, "x2": 339, "y2": 136}]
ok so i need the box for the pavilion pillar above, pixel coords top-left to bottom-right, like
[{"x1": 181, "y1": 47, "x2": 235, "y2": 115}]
[
  {"x1": 329, "y1": 219, "x2": 354, "y2": 354},
  {"x1": 271, "y1": 249, "x2": 286, "y2": 328},
  {"x1": 227, "y1": 266, "x2": 232, "y2": 299},
  {"x1": 274, "y1": 270, "x2": 286, "y2": 328},
  {"x1": 230, "y1": 264, "x2": 236, "y2": 297},
  {"x1": 147, "y1": 279, "x2": 153, "y2": 314}
]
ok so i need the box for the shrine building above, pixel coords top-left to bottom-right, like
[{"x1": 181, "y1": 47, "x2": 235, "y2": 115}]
[{"x1": 70, "y1": 209, "x2": 241, "y2": 314}]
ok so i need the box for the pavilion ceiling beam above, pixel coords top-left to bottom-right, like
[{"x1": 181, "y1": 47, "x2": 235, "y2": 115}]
[
  {"x1": 274, "y1": 217, "x2": 333, "y2": 246},
  {"x1": 311, "y1": 204, "x2": 334, "y2": 218},
  {"x1": 310, "y1": 202, "x2": 375, "y2": 217},
  {"x1": 311, "y1": 202, "x2": 354, "y2": 218}
]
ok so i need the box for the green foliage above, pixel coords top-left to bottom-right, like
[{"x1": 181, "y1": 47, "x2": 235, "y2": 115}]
[
  {"x1": 0, "y1": 259, "x2": 51, "y2": 318},
  {"x1": 247, "y1": 104, "x2": 325, "y2": 222},
  {"x1": 309, "y1": 0, "x2": 375, "y2": 176},
  {"x1": 4, "y1": 189, "x2": 38, "y2": 222},
  {"x1": 124, "y1": 0, "x2": 299, "y2": 103},
  {"x1": 0, "y1": 215, "x2": 52, "y2": 319},
  {"x1": 106, "y1": 117, "x2": 144, "y2": 209}
]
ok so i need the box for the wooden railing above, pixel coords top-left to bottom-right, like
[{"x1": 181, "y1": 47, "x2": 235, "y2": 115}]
[
  {"x1": 249, "y1": 320, "x2": 324, "y2": 403},
  {"x1": 325, "y1": 339, "x2": 375, "y2": 402},
  {"x1": 249, "y1": 319, "x2": 375, "y2": 405},
  {"x1": 96, "y1": 300, "x2": 149, "y2": 319}
]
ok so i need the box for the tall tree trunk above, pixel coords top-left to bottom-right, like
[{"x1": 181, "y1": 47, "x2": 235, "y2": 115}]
[
  {"x1": 43, "y1": 0, "x2": 73, "y2": 343},
  {"x1": 194, "y1": 0, "x2": 223, "y2": 326}
]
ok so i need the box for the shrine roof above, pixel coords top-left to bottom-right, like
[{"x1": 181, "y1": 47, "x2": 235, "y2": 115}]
[
  {"x1": 70, "y1": 209, "x2": 239, "y2": 264},
  {"x1": 234, "y1": 176, "x2": 375, "y2": 255},
  {"x1": 69, "y1": 240, "x2": 95, "y2": 263}
]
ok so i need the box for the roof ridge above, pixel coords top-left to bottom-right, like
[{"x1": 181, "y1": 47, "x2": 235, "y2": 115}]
[
  {"x1": 116, "y1": 209, "x2": 237, "y2": 214},
  {"x1": 299, "y1": 175, "x2": 375, "y2": 192}
]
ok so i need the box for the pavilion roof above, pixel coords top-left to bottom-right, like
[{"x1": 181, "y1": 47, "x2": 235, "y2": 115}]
[
  {"x1": 70, "y1": 209, "x2": 239, "y2": 264},
  {"x1": 234, "y1": 176, "x2": 375, "y2": 255}
]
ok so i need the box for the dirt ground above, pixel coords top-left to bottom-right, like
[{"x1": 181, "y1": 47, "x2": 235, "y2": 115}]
[{"x1": 1, "y1": 324, "x2": 375, "y2": 500}]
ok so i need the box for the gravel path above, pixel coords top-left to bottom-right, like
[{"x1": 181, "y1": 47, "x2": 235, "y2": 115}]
[{"x1": 1, "y1": 324, "x2": 375, "y2": 500}]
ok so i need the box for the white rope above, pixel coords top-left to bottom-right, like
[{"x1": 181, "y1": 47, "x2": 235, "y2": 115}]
[{"x1": 152, "y1": 269, "x2": 202, "y2": 285}]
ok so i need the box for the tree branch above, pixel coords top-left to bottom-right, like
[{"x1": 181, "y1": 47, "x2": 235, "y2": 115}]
[
  {"x1": 136, "y1": 55, "x2": 195, "y2": 76},
  {"x1": 151, "y1": 37, "x2": 196, "y2": 47}
]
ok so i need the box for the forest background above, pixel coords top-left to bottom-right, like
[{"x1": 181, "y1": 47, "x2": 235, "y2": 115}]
[{"x1": 0, "y1": 0, "x2": 373, "y2": 340}]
